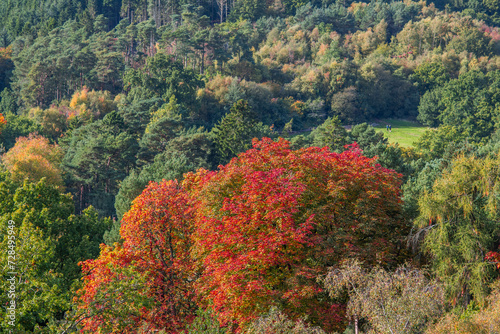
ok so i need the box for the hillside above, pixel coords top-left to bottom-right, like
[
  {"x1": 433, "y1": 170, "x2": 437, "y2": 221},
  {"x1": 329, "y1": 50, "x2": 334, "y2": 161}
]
[{"x1": 1, "y1": 0, "x2": 500, "y2": 333}]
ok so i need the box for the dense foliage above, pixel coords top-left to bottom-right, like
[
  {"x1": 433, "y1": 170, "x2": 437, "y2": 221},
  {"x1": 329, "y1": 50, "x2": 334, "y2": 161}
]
[
  {"x1": 186, "y1": 138, "x2": 403, "y2": 331},
  {"x1": 1, "y1": 0, "x2": 500, "y2": 332},
  {"x1": 77, "y1": 138, "x2": 405, "y2": 333}
]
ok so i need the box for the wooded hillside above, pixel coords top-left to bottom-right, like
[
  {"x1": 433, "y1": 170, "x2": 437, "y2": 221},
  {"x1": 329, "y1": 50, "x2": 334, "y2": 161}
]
[{"x1": 1, "y1": 0, "x2": 500, "y2": 333}]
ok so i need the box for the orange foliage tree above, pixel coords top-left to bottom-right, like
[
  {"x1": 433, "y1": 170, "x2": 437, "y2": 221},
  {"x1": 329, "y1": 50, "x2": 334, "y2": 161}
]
[
  {"x1": 76, "y1": 180, "x2": 196, "y2": 333},
  {"x1": 185, "y1": 138, "x2": 405, "y2": 332},
  {"x1": 0, "y1": 113, "x2": 6, "y2": 133},
  {"x1": 1, "y1": 134, "x2": 63, "y2": 187}
]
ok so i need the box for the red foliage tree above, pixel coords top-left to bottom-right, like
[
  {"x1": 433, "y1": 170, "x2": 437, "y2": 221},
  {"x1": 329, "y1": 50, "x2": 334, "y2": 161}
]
[
  {"x1": 76, "y1": 180, "x2": 196, "y2": 333},
  {"x1": 185, "y1": 138, "x2": 405, "y2": 332},
  {"x1": 486, "y1": 249, "x2": 500, "y2": 271},
  {"x1": 76, "y1": 138, "x2": 406, "y2": 333}
]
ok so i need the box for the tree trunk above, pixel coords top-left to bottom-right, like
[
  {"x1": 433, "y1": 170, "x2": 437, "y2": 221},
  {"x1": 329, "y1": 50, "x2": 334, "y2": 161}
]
[
  {"x1": 201, "y1": 48, "x2": 205, "y2": 74},
  {"x1": 80, "y1": 184, "x2": 84, "y2": 214}
]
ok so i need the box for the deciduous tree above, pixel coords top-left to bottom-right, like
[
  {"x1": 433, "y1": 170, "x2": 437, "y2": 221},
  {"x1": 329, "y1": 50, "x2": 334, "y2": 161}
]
[
  {"x1": 415, "y1": 154, "x2": 500, "y2": 307},
  {"x1": 76, "y1": 180, "x2": 197, "y2": 333},
  {"x1": 186, "y1": 137, "x2": 405, "y2": 331},
  {"x1": 2, "y1": 134, "x2": 64, "y2": 187},
  {"x1": 323, "y1": 260, "x2": 444, "y2": 334}
]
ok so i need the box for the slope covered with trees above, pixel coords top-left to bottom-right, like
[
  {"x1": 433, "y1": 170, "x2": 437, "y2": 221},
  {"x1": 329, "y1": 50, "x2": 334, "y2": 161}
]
[{"x1": 1, "y1": 0, "x2": 500, "y2": 332}]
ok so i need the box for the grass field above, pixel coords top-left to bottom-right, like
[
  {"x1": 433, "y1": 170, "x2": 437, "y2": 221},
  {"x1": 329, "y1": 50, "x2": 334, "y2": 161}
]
[{"x1": 373, "y1": 119, "x2": 429, "y2": 147}]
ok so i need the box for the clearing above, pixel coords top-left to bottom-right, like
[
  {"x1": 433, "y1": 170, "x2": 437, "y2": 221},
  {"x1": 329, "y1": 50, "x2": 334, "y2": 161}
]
[{"x1": 373, "y1": 119, "x2": 429, "y2": 148}]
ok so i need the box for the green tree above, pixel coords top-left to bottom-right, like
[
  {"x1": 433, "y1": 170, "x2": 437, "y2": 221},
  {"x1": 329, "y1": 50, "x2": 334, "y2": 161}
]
[
  {"x1": 0, "y1": 88, "x2": 17, "y2": 115},
  {"x1": 415, "y1": 154, "x2": 500, "y2": 307},
  {"x1": 186, "y1": 309, "x2": 228, "y2": 334},
  {"x1": 0, "y1": 46, "x2": 13, "y2": 93},
  {"x1": 137, "y1": 95, "x2": 185, "y2": 164},
  {"x1": 311, "y1": 116, "x2": 348, "y2": 152},
  {"x1": 0, "y1": 221, "x2": 67, "y2": 331},
  {"x1": 416, "y1": 125, "x2": 466, "y2": 160},
  {"x1": 91, "y1": 35, "x2": 125, "y2": 93},
  {"x1": 0, "y1": 114, "x2": 41, "y2": 150},
  {"x1": 123, "y1": 53, "x2": 203, "y2": 106},
  {"x1": 0, "y1": 177, "x2": 110, "y2": 331},
  {"x1": 402, "y1": 158, "x2": 446, "y2": 220},
  {"x1": 56, "y1": 206, "x2": 112, "y2": 285},
  {"x1": 418, "y1": 87, "x2": 445, "y2": 127},
  {"x1": 116, "y1": 129, "x2": 213, "y2": 220},
  {"x1": 229, "y1": 1, "x2": 266, "y2": 21},
  {"x1": 62, "y1": 111, "x2": 138, "y2": 216},
  {"x1": 425, "y1": 70, "x2": 500, "y2": 143},
  {"x1": 411, "y1": 62, "x2": 450, "y2": 95},
  {"x1": 347, "y1": 123, "x2": 387, "y2": 150},
  {"x1": 211, "y1": 99, "x2": 272, "y2": 164}
]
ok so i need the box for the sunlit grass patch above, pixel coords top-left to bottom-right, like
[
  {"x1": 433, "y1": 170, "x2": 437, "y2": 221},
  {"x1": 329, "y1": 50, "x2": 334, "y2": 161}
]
[{"x1": 373, "y1": 119, "x2": 430, "y2": 147}]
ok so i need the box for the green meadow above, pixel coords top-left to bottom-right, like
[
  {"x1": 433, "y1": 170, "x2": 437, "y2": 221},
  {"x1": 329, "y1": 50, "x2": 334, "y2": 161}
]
[{"x1": 373, "y1": 119, "x2": 430, "y2": 147}]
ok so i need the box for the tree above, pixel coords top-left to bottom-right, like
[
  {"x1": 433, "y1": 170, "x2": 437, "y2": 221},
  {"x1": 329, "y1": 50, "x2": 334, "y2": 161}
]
[
  {"x1": 0, "y1": 113, "x2": 41, "y2": 150},
  {"x1": 62, "y1": 111, "x2": 138, "y2": 216},
  {"x1": 322, "y1": 260, "x2": 444, "y2": 334},
  {"x1": 11, "y1": 21, "x2": 91, "y2": 108},
  {"x1": 245, "y1": 308, "x2": 327, "y2": 334},
  {"x1": 417, "y1": 87, "x2": 445, "y2": 127},
  {"x1": 2, "y1": 134, "x2": 64, "y2": 187},
  {"x1": 414, "y1": 154, "x2": 500, "y2": 307},
  {"x1": 123, "y1": 53, "x2": 202, "y2": 105},
  {"x1": 347, "y1": 123, "x2": 387, "y2": 150},
  {"x1": 76, "y1": 179, "x2": 197, "y2": 333},
  {"x1": 68, "y1": 87, "x2": 118, "y2": 123},
  {"x1": 137, "y1": 95, "x2": 185, "y2": 164},
  {"x1": 411, "y1": 62, "x2": 450, "y2": 96},
  {"x1": 0, "y1": 88, "x2": 18, "y2": 114},
  {"x1": 28, "y1": 106, "x2": 68, "y2": 140},
  {"x1": 426, "y1": 280, "x2": 500, "y2": 334},
  {"x1": 0, "y1": 176, "x2": 109, "y2": 332},
  {"x1": 56, "y1": 206, "x2": 112, "y2": 286},
  {"x1": 281, "y1": 0, "x2": 309, "y2": 15},
  {"x1": 74, "y1": 244, "x2": 155, "y2": 333},
  {"x1": 211, "y1": 99, "x2": 271, "y2": 164},
  {"x1": 310, "y1": 116, "x2": 348, "y2": 152},
  {"x1": 402, "y1": 158, "x2": 447, "y2": 220},
  {"x1": 415, "y1": 125, "x2": 466, "y2": 160},
  {"x1": 185, "y1": 309, "x2": 227, "y2": 334},
  {"x1": 0, "y1": 112, "x2": 6, "y2": 134},
  {"x1": 0, "y1": 46, "x2": 13, "y2": 93},
  {"x1": 91, "y1": 35, "x2": 125, "y2": 93},
  {"x1": 0, "y1": 221, "x2": 67, "y2": 331},
  {"x1": 186, "y1": 138, "x2": 405, "y2": 331},
  {"x1": 423, "y1": 70, "x2": 500, "y2": 143},
  {"x1": 116, "y1": 129, "x2": 213, "y2": 220}
]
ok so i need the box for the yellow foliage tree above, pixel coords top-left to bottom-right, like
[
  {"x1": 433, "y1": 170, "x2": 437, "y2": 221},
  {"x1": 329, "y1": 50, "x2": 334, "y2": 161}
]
[
  {"x1": 68, "y1": 86, "x2": 116, "y2": 123},
  {"x1": 426, "y1": 281, "x2": 500, "y2": 334},
  {"x1": 28, "y1": 107, "x2": 67, "y2": 139},
  {"x1": 1, "y1": 134, "x2": 64, "y2": 188}
]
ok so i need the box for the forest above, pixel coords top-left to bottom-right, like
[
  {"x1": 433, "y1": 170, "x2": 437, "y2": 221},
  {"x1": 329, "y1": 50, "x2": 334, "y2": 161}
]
[{"x1": 1, "y1": 0, "x2": 500, "y2": 332}]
